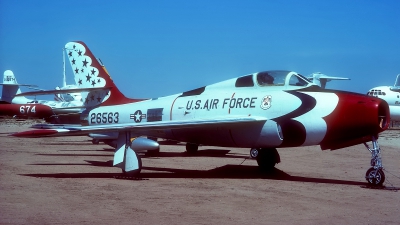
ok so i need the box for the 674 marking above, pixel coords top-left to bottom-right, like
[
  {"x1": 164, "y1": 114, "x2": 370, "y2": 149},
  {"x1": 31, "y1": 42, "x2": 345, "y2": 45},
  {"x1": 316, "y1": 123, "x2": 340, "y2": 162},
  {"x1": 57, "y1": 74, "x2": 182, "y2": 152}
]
[{"x1": 19, "y1": 105, "x2": 36, "y2": 114}]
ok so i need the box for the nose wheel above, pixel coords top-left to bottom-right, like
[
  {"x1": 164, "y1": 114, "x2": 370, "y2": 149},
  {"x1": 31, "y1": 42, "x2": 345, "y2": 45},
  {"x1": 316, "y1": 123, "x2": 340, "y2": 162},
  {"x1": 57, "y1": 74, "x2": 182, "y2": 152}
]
[
  {"x1": 363, "y1": 136, "x2": 385, "y2": 186},
  {"x1": 250, "y1": 148, "x2": 259, "y2": 158},
  {"x1": 365, "y1": 167, "x2": 385, "y2": 186}
]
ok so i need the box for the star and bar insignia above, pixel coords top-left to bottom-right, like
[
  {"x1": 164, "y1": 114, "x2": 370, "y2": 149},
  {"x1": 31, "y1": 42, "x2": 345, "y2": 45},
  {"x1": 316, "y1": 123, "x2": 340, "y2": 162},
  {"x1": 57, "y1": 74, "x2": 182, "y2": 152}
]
[{"x1": 130, "y1": 110, "x2": 146, "y2": 123}]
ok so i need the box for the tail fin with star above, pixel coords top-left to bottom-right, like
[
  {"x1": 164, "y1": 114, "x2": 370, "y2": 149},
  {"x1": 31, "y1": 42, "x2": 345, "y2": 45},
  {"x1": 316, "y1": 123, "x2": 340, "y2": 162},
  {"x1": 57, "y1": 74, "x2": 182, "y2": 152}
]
[{"x1": 64, "y1": 41, "x2": 143, "y2": 107}]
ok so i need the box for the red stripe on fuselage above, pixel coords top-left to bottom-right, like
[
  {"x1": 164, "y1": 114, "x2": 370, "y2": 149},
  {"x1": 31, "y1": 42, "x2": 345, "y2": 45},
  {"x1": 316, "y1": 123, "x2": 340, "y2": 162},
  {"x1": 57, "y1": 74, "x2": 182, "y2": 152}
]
[{"x1": 11, "y1": 129, "x2": 59, "y2": 138}]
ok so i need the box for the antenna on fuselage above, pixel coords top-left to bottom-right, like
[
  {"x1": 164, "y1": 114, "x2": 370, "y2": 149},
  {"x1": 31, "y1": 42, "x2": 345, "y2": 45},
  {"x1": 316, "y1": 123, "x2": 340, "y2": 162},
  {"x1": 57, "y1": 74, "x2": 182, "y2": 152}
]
[{"x1": 63, "y1": 47, "x2": 66, "y2": 88}]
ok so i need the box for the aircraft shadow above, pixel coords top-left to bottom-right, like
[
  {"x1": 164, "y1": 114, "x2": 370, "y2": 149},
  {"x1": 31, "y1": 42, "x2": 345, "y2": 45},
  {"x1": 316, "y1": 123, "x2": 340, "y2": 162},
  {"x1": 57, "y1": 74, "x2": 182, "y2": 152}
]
[
  {"x1": 21, "y1": 164, "x2": 366, "y2": 186},
  {"x1": 34, "y1": 149, "x2": 245, "y2": 159},
  {"x1": 28, "y1": 160, "x2": 113, "y2": 167},
  {"x1": 35, "y1": 153, "x2": 114, "y2": 157},
  {"x1": 158, "y1": 140, "x2": 185, "y2": 145},
  {"x1": 142, "y1": 149, "x2": 247, "y2": 159},
  {"x1": 140, "y1": 165, "x2": 367, "y2": 186},
  {"x1": 60, "y1": 148, "x2": 115, "y2": 153},
  {"x1": 42, "y1": 142, "x2": 95, "y2": 146}
]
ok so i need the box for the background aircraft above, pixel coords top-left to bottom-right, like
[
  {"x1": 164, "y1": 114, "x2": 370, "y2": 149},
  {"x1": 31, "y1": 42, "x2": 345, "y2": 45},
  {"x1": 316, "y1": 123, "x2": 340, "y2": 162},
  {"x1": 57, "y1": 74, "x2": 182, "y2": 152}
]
[
  {"x1": 367, "y1": 74, "x2": 400, "y2": 122},
  {"x1": 0, "y1": 70, "x2": 57, "y2": 119},
  {"x1": 12, "y1": 41, "x2": 390, "y2": 186},
  {"x1": 0, "y1": 70, "x2": 83, "y2": 121},
  {"x1": 0, "y1": 69, "x2": 109, "y2": 122},
  {"x1": 307, "y1": 72, "x2": 350, "y2": 89}
]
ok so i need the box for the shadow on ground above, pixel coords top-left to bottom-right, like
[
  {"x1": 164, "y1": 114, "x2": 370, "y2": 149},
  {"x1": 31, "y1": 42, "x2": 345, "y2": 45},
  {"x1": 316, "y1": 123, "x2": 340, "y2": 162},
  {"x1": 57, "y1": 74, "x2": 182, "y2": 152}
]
[{"x1": 21, "y1": 164, "x2": 368, "y2": 187}]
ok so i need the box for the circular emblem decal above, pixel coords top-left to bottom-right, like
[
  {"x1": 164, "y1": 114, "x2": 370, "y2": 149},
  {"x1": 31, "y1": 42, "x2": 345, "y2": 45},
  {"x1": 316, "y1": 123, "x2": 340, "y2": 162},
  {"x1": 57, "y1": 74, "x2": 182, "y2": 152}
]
[{"x1": 261, "y1": 95, "x2": 272, "y2": 109}]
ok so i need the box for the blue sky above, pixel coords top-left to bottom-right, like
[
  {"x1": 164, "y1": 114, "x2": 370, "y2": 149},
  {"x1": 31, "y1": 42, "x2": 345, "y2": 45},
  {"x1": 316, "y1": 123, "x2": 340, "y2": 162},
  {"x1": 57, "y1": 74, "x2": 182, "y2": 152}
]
[{"x1": 1, "y1": 0, "x2": 399, "y2": 98}]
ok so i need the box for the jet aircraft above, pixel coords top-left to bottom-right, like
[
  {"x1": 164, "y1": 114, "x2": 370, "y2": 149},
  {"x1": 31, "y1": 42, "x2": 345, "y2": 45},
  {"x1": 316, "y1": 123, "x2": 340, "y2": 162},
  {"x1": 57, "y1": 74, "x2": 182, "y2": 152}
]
[
  {"x1": 1, "y1": 70, "x2": 107, "y2": 122},
  {"x1": 12, "y1": 41, "x2": 390, "y2": 186},
  {"x1": 0, "y1": 70, "x2": 57, "y2": 119},
  {"x1": 367, "y1": 74, "x2": 400, "y2": 122}
]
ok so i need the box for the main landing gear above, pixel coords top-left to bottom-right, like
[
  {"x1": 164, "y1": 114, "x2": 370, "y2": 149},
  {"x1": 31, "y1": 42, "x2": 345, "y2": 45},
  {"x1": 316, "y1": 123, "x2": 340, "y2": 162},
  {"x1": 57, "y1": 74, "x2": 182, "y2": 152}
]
[
  {"x1": 363, "y1": 136, "x2": 385, "y2": 186},
  {"x1": 186, "y1": 143, "x2": 199, "y2": 154},
  {"x1": 250, "y1": 148, "x2": 281, "y2": 171}
]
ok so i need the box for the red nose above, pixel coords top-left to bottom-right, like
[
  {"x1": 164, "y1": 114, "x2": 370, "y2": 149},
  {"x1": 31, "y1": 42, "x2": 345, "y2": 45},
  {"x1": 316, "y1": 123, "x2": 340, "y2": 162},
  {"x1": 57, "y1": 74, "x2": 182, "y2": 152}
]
[{"x1": 320, "y1": 92, "x2": 390, "y2": 150}]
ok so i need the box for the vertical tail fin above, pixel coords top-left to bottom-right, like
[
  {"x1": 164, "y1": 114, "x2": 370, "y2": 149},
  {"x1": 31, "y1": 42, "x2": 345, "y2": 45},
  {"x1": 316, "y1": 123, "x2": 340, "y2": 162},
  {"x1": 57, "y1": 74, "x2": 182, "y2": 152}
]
[
  {"x1": 390, "y1": 74, "x2": 400, "y2": 92},
  {"x1": 394, "y1": 74, "x2": 400, "y2": 87},
  {"x1": 64, "y1": 41, "x2": 142, "y2": 107},
  {"x1": 0, "y1": 70, "x2": 31, "y2": 103}
]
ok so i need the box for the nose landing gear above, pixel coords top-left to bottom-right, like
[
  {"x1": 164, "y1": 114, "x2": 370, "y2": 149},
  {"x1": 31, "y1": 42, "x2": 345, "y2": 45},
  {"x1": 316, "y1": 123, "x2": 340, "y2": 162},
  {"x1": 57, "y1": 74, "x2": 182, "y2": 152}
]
[{"x1": 363, "y1": 136, "x2": 385, "y2": 186}]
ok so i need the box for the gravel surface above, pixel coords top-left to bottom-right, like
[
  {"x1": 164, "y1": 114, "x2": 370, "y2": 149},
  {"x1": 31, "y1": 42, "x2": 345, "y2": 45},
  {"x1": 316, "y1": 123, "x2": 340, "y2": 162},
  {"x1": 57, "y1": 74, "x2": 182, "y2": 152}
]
[{"x1": 1, "y1": 119, "x2": 399, "y2": 225}]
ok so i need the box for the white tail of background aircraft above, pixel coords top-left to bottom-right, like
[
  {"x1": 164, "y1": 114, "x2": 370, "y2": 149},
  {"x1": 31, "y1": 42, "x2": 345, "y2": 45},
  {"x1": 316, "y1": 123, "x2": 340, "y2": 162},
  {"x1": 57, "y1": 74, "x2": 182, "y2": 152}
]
[
  {"x1": 0, "y1": 70, "x2": 35, "y2": 104},
  {"x1": 391, "y1": 74, "x2": 400, "y2": 92}
]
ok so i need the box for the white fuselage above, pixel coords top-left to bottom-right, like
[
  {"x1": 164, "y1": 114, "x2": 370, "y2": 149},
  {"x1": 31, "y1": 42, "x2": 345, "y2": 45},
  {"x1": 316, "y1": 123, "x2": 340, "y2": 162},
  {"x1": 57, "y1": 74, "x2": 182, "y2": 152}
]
[{"x1": 86, "y1": 74, "x2": 339, "y2": 148}]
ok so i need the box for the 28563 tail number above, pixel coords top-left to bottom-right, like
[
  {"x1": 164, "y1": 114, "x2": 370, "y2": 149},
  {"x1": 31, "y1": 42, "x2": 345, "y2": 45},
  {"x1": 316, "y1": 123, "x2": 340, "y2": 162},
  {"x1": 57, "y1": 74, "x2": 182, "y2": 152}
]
[{"x1": 90, "y1": 112, "x2": 119, "y2": 124}]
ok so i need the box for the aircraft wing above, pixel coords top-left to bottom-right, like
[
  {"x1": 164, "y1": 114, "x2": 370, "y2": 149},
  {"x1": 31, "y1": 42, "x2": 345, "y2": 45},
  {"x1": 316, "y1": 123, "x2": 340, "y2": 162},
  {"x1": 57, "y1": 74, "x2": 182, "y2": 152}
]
[
  {"x1": 15, "y1": 86, "x2": 112, "y2": 96},
  {"x1": 12, "y1": 116, "x2": 267, "y2": 138}
]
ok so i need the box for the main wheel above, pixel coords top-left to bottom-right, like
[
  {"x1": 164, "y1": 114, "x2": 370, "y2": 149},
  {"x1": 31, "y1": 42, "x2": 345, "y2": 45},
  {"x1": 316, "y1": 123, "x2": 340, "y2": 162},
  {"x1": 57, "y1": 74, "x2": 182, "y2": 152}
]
[
  {"x1": 186, "y1": 143, "x2": 199, "y2": 154},
  {"x1": 256, "y1": 148, "x2": 280, "y2": 171},
  {"x1": 365, "y1": 167, "x2": 385, "y2": 186}
]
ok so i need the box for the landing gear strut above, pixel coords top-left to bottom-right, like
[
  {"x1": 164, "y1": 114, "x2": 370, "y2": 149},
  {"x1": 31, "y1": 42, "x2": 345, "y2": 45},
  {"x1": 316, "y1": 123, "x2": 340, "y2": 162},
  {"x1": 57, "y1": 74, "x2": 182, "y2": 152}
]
[{"x1": 363, "y1": 136, "x2": 385, "y2": 186}]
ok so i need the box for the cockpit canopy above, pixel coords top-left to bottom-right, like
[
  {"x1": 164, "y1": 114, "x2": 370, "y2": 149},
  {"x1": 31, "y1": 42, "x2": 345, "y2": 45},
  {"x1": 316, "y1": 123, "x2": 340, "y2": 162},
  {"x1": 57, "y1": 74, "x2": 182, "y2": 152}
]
[{"x1": 256, "y1": 70, "x2": 313, "y2": 87}]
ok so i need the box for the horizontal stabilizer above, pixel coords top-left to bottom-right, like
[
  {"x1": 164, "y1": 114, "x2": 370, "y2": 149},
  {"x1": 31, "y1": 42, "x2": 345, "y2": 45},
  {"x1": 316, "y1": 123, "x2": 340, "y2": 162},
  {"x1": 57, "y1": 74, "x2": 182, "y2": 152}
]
[
  {"x1": 1, "y1": 70, "x2": 38, "y2": 87},
  {"x1": 15, "y1": 86, "x2": 112, "y2": 96},
  {"x1": 308, "y1": 73, "x2": 350, "y2": 82},
  {"x1": 390, "y1": 87, "x2": 400, "y2": 92},
  {"x1": 316, "y1": 76, "x2": 350, "y2": 81},
  {"x1": 308, "y1": 72, "x2": 350, "y2": 89},
  {"x1": 0, "y1": 83, "x2": 38, "y2": 87}
]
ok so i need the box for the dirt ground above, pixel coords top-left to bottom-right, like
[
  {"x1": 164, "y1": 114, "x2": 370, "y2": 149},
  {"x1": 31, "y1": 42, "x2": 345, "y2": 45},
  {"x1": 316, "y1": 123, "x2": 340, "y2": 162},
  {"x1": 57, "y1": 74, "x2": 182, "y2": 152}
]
[{"x1": 1, "y1": 119, "x2": 399, "y2": 225}]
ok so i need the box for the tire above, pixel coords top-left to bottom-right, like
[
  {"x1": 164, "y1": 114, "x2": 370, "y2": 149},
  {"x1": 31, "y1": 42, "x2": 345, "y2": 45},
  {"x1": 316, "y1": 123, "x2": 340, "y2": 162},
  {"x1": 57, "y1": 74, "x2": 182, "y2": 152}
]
[
  {"x1": 186, "y1": 143, "x2": 198, "y2": 154},
  {"x1": 256, "y1": 148, "x2": 280, "y2": 171},
  {"x1": 365, "y1": 167, "x2": 385, "y2": 186}
]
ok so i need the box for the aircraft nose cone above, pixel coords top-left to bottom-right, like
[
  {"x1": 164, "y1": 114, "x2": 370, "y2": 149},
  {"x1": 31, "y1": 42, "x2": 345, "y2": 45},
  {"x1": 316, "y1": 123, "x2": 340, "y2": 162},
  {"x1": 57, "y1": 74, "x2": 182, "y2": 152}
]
[{"x1": 320, "y1": 92, "x2": 390, "y2": 150}]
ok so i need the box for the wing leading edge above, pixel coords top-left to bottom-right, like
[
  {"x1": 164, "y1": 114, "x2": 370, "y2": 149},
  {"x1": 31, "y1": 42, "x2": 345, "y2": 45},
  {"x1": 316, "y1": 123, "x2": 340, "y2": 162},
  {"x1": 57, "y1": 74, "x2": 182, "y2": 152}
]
[{"x1": 11, "y1": 116, "x2": 267, "y2": 138}]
